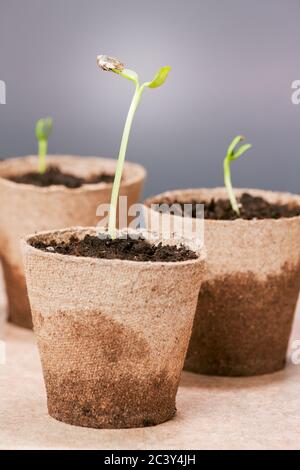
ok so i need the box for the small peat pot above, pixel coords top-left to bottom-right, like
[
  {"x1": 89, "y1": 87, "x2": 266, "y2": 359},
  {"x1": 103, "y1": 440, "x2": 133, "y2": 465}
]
[
  {"x1": 21, "y1": 227, "x2": 206, "y2": 429},
  {"x1": 145, "y1": 188, "x2": 300, "y2": 377},
  {"x1": 0, "y1": 155, "x2": 146, "y2": 328}
]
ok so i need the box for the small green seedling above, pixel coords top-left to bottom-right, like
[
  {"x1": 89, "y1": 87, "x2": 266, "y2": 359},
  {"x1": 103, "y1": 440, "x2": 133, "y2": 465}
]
[
  {"x1": 224, "y1": 135, "x2": 252, "y2": 215},
  {"x1": 35, "y1": 117, "x2": 53, "y2": 174},
  {"x1": 97, "y1": 55, "x2": 171, "y2": 239}
]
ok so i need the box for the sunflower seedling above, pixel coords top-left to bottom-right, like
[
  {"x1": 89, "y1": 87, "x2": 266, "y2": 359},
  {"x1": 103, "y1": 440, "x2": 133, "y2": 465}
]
[
  {"x1": 97, "y1": 55, "x2": 171, "y2": 239},
  {"x1": 35, "y1": 117, "x2": 53, "y2": 174},
  {"x1": 223, "y1": 135, "x2": 252, "y2": 215}
]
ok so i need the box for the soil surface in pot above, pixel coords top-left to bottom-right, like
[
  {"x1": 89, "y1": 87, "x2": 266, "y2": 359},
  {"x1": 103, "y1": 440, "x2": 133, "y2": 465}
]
[
  {"x1": 156, "y1": 193, "x2": 300, "y2": 220},
  {"x1": 7, "y1": 166, "x2": 115, "y2": 188},
  {"x1": 31, "y1": 235, "x2": 198, "y2": 262}
]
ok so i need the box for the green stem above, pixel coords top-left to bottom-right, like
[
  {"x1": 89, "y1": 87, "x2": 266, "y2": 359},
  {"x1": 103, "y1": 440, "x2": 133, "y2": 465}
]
[
  {"x1": 108, "y1": 84, "x2": 143, "y2": 239},
  {"x1": 38, "y1": 140, "x2": 48, "y2": 174},
  {"x1": 224, "y1": 158, "x2": 240, "y2": 215}
]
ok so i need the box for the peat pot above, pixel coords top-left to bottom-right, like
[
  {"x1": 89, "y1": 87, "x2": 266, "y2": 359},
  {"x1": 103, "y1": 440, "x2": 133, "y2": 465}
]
[
  {"x1": 145, "y1": 188, "x2": 300, "y2": 376},
  {"x1": 21, "y1": 227, "x2": 206, "y2": 428},
  {"x1": 0, "y1": 155, "x2": 146, "y2": 328}
]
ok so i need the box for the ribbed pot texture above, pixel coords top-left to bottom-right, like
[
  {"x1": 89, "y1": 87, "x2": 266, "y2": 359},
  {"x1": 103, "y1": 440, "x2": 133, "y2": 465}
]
[
  {"x1": 0, "y1": 155, "x2": 146, "y2": 328},
  {"x1": 22, "y1": 227, "x2": 206, "y2": 428},
  {"x1": 144, "y1": 188, "x2": 300, "y2": 376}
]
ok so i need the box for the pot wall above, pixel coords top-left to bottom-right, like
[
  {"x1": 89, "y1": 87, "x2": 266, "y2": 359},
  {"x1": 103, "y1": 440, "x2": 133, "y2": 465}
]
[
  {"x1": 145, "y1": 188, "x2": 300, "y2": 376},
  {"x1": 0, "y1": 155, "x2": 146, "y2": 328},
  {"x1": 22, "y1": 227, "x2": 206, "y2": 428}
]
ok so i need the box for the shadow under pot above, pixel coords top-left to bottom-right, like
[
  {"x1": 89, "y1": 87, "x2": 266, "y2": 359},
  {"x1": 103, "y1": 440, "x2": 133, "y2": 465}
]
[
  {"x1": 0, "y1": 155, "x2": 146, "y2": 329},
  {"x1": 144, "y1": 188, "x2": 300, "y2": 377},
  {"x1": 21, "y1": 227, "x2": 206, "y2": 429}
]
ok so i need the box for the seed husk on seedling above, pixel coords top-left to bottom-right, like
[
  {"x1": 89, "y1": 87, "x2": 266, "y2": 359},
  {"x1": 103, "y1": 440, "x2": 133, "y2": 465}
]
[
  {"x1": 223, "y1": 135, "x2": 252, "y2": 215},
  {"x1": 35, "y1": 117, "x2": 53, "y2": 174},
  {"x1": 97, "y1": 55, "x2": 171, "y2": 239}
]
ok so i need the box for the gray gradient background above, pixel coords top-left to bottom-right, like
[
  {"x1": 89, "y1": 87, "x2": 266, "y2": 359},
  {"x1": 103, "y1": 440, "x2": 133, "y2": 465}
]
[{"x1": 0, "y1": 0, "x2": 299, "y2": 197}]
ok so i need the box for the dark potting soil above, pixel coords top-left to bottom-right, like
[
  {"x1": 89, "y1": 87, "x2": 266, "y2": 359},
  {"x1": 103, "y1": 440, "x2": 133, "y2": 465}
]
[
  {"x1": 7, "y1": 166, "x2": 115, "y2": 188},
  {"x1": 31, "y1": 235, "x2": 198, "y2": 262},
  {"x1": 156, "y1": 193, "x2": 300, "y2": 220}
]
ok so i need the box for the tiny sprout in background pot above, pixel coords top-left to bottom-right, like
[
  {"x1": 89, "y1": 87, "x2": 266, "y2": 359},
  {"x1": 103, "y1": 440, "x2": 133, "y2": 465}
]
[
  {"x1": 223, "y1": 135, "x2": 252, "y2": 215},
  {"x1": 97, "y1": 54, "x2": 171, "y2": 239},
  {"x1": 35, "y1": 117, "x2": 53, "y2": 174}
]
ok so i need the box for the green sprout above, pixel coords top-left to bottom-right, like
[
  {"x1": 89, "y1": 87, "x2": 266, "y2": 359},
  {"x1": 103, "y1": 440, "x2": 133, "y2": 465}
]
[
  {"x1": 35, "y1": 117, "x2": 53, "y2": 174},
  {"x1": 97, "y1": 55, "x2": 171, "y2": 239},
  {"x1": 224, "y1": 135, "x2": 252, "y2": 215}
]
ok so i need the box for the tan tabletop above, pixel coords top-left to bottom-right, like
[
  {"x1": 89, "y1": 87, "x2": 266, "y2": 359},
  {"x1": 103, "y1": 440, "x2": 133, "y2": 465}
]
[{"x1": 0, "y1": 280, "x2": 299, "y2": 450}]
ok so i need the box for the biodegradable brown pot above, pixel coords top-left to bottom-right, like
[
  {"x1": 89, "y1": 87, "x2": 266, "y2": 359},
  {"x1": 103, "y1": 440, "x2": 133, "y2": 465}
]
[
  {"x1": 145, "y1": 188, "x2": 300, "y2": 376},
  {"x1": 21, "y1": 227, "x2": 206, "y2": 429},
  {"x1": 0, "y1": 155, "x2": 146, "y2": 329}
]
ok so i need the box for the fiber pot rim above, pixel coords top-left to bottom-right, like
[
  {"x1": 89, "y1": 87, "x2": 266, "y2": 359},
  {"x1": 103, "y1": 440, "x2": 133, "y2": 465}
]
[
  {"x1": 0, "y1": 155, "x2": 146, "y2": 194},
  {"x1": 144, "y1": 187, "x2": 300, "y2": 225},
  {"x1": 21, "y1": 226, "x2": 206, "y2": 268}
]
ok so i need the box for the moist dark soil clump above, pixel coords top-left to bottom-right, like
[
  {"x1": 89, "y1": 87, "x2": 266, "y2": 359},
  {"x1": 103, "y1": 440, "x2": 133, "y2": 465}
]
[
  {"x1": 31, "y1": 235, "x2": 197, "y2": 262},
  {"x1": 156, "y1": 193, "x2": 300, "y2": 220},
  {"x1": 7, "y1": 166, "x2": 115, "y2": 188}
]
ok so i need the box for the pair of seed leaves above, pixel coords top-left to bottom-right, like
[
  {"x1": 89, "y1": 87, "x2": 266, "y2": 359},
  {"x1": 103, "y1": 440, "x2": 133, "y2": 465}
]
[
  {"x1": 35, "y1": 117, "x2": 53, "y2": 143},
  {"x1": 226, "y1": 135, "x2": 252, "y2": 162},
  {"x1": 96, "y1": 54, "x2": 171, "y2": 89},
  {"x1": 118, "y1": 65, "x2": 171, "y2": 89}
]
